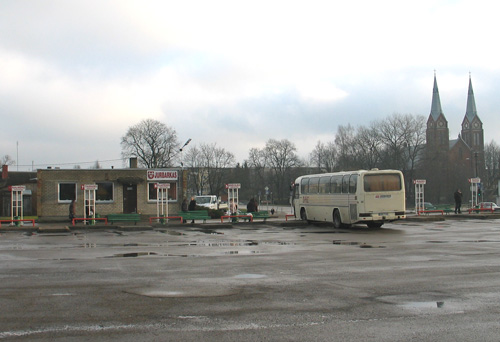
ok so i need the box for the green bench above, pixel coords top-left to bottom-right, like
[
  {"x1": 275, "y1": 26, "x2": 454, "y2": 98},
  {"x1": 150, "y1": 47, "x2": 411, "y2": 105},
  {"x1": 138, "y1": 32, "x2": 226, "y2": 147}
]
[
  {"x1": 179, "y1": 210, "x2": 211, "y2": 223},
  {"x1": 251, "y1": 210, "x2": 270, "y2": 222},
  {"x1": 106, "y1": 213, "x2": 141, "y2": 225},
  {"x1": 238, "y1": 210, "x2": 270, "y2": 222}
]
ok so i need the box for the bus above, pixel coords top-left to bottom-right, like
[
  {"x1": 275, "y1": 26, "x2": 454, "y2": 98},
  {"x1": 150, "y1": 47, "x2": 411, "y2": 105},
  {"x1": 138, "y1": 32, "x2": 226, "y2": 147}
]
[{"x1": 292, "y1": 169, "x2": 406, "y2": 228}]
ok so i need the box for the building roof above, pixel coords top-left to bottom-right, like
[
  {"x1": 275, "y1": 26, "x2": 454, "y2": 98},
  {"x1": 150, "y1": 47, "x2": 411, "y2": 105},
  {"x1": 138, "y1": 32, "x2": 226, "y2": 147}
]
[{"x1": 0, "y1": 171, "x2": 37, "y2": 191}]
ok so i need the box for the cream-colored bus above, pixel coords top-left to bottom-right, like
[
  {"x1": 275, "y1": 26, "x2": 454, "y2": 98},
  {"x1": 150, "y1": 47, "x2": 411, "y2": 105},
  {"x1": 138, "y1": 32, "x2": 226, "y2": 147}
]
[{"x1": 292, "y1": 169, "x2": 406, "y2": 228}]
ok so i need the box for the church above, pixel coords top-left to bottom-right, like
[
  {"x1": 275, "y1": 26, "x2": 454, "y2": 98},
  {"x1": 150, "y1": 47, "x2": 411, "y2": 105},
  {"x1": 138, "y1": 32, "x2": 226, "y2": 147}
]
[{"x1": 423, "y1": 73, "x2": 484, "y2": 204}]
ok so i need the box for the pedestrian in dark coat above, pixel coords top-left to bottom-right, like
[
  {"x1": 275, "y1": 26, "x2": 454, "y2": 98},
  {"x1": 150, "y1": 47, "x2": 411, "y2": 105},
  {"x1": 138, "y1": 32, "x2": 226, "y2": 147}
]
[
  {"x1": 454, "y1": 189, "x2": 462, "y2": 214},
  {"x1": 247, "y1": 198, "x2": 257, "y2": 213}
]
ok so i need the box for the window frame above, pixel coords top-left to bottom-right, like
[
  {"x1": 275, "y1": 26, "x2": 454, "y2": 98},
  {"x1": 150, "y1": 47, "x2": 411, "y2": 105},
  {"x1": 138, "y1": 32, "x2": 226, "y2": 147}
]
[
  {"x1": 95, "y1": 182, "x2": 114, "y2": 203},
  {"x1": 58, "y1": 182, "x2": 77, "y2": 203},
  {"x1": 147, "y1": 182, "x2": 178, "y2": 202}
]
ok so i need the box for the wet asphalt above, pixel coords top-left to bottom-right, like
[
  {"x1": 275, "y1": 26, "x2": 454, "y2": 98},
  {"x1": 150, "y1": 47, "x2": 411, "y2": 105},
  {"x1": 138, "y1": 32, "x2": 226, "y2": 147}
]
[{"x1": 1, "y1": 215, "x2": 500, "y2": 341}]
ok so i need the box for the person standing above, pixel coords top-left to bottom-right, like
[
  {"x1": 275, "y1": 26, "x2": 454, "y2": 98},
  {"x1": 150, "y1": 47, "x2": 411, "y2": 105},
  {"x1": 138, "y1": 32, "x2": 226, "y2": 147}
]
[
  {"x1": 188, "y1": 197, "x2": 196, "y2": 223},
  {"x1": 188, "y1": 197, "x2": 196, "y2": 211},
  {"x1": 454, "y1": 189, "x2": 462, "y2": 214},
  {"x1": 69, "y1": 199, "x2": 76, "y2": 223}
]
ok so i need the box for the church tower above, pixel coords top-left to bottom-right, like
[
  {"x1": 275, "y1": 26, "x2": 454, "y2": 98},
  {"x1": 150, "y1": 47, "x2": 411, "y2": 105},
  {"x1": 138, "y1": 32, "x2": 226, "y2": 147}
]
[
  {"x1": 426, "y1": 73, "x2": 449, "y2": 154},
  {"x1": 424, "y1": 73, "x2": 450, "y2": 203},
  {"x1": 460, "y1": 74, "x2": 484, "y2": 177}
]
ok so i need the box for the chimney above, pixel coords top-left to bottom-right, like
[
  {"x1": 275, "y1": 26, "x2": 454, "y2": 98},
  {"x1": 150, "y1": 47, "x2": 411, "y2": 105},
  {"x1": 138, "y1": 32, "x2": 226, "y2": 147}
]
[
  {"x1": 130, "y1": 157, "x2": 138, "y2": 168},
  {"x1": 2, "y1": 165, "x2": 8, "y2": 179}
]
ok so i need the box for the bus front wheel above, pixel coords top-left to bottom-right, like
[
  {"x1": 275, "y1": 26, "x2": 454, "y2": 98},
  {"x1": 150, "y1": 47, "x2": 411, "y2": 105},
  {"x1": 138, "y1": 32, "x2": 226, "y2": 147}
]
[
  {"x1": 333, "y1": 210, "x2": 342, "y2": 229},
  {"x1": 300, "y1": 208, "x2": 310, "y2": 224}
]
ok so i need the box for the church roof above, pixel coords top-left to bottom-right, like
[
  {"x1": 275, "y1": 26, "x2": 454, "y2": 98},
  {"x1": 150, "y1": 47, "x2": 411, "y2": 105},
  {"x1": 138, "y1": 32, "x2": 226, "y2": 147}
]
[
  {"x1": 430, "y1": 74, "x2": 445, "y2": 121},
  {"x1": 465, "y1": 75, "x2": 479, "y2": 122}
]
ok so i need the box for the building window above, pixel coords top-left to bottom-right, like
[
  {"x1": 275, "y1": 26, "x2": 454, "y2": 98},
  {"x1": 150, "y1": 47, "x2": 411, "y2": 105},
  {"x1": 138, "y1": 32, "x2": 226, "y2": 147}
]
[
  {"x1": 96, "y1": 182, "x2": 113, "y2": 202},
  {"x1": 148, "y1": 182, "x2": 177, "y2": 202},
  {"x1": 59, "y1": 183, "x2": 76, "y2": 202}
]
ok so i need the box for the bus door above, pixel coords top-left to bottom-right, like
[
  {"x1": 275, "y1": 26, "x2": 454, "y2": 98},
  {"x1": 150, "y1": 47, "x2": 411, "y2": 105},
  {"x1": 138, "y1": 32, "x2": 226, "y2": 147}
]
[
  {"x1": 348, "y1": 174, "x2": 358, "y2": 222},
  {"x1": 341, "y1": 175, "x2": 351, "y2": 222},
  {"x1": 291, "y1": 183, "x2": 299, "y2": 216}
]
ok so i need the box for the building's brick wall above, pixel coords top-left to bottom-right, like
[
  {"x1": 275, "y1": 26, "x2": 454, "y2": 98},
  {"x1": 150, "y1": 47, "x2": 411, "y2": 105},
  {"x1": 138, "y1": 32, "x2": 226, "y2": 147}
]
[{"x1": 37, "y1": 168, "x2": 183, "y2": 220}]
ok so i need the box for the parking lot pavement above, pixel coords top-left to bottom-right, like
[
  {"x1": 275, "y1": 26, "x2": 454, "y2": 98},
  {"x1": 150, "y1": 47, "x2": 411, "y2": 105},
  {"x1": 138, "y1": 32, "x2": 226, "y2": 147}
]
[{"x1": 1, "y1": 218, "x2": 500, "y2": 341}]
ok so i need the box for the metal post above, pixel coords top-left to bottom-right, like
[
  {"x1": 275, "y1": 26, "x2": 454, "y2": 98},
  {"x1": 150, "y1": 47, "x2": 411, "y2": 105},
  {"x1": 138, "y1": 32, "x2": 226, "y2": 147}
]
[
  {"x1": 414, "y1": 180, "x2": 426, "y2": 215},
  {"x1": 10, "y1": 186, "x2": 25, "y2": 226},
  {"x1": 155, "y1": 183, "x2": 170, "y2": 223}
]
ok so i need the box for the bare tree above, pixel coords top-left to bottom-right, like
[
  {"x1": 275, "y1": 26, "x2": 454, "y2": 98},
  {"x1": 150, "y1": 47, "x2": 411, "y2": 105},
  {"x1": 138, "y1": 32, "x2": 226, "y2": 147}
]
[
  {"x1": 334, "y1": 124, "x2": 357, "y2": 171},
  {"x1": 1, "y1": 155, "x2": 15, "y2": 167},
  {"x1": 484, "y1": 140, "x2": 500, "y2": 197},
  {"x1": 310, "y1": 141, "x2": 337, "y2": 173},
  {"x1": 354, "y1": 124, "x2": 382, "y2": 170},
  {"x1": 376, "y1": 114, "x2": 407, "y2": 170},
  {"x1": 200, "y1": 143, "x2": 235, "y2": 197},
  {"x1": 263, "y1": 139, "x2": 301, "y2": 202},
  {"x1": 121, "y1": 119, "x2": 179, "y2": 168},
  {"x1": 184, "y1": 146, "x2": 206, "y2": 197}
]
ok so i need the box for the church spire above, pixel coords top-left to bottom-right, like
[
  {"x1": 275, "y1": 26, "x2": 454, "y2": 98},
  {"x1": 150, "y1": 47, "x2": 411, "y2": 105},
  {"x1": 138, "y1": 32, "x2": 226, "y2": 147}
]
[
  {"x1": 430, "y1": 72, "x2": 445, "y2": 121},
  {"x1": 465, "y1": 73, "x2": 478, "y2": 121}
]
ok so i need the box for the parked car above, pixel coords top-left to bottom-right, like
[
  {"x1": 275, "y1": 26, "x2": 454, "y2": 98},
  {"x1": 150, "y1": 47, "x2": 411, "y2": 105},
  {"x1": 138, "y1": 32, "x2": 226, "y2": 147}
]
[
  {"x1": 478, "y1": 202, "x2": 500, "y2": 211},
  {"x1": 414, "y1": 202, "x2": 436, "y2": 213},
  {"x1": 423, "y1": 202, "x2": 436, "y2": 210}
]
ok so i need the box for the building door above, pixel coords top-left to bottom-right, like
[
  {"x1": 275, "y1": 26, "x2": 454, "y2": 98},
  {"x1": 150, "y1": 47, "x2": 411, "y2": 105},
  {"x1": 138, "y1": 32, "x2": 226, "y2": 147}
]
[{"x1": 123, "y1": 184, "x2": 137, "y2": 213}]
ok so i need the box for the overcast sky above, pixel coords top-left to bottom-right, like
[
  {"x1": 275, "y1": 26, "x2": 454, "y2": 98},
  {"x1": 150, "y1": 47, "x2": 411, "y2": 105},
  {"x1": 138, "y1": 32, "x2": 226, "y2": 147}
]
[{"x1": 1, "y1": 0, "x2": 499, "y2": 171}]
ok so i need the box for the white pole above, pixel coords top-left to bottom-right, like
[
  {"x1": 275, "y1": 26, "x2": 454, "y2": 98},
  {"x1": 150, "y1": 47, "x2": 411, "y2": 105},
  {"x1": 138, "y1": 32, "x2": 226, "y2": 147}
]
[{"x1": 156, "y1": 185, "x2": 160, "y2": 223}]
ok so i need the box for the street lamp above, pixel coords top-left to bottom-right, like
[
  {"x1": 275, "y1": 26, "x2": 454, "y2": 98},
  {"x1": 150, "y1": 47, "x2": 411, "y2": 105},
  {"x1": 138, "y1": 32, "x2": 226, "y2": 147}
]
[{"x1": 179, "y1": 138, "x2": 192, "y2": 169}]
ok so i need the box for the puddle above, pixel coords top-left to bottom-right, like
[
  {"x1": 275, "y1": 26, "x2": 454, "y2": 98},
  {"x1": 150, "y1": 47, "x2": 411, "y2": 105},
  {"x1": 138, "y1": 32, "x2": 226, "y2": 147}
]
[
  {"x1": 193, "y1": 229, "x2": 225, "y2": 235},
  {"x1": 109, "y1": 252, "x2": 158, "y2": 258},
  {"x1": 400, "y1": 301, "x2": 445, "y2": 309},
  {"x1": 307, "y1": 231, "x2": 348, "y2": 234},
  {"x1": 333, "y1": 240, "x2": 385, "y2": 248},
  {"x1": 333, "y1": 240, "x2": 360, "y2": 245},
  {"x1": 459, "y1": 240, "x2": 500, "y2": 243},
  {"x1": 128, "y1": 287, "x2": 239, "y2": 298},
  {"x1": 234, "y1": 274, "x2": 267, "y2": 279},
  {"x1": 185, "y1": 240, "x2": 284, "y2": 247}
]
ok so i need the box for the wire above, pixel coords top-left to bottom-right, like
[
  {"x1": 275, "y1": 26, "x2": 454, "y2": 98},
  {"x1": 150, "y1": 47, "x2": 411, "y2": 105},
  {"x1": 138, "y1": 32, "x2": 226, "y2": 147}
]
[{"x1": 16, "y1": 158, "x2": 126, "y2": 168}]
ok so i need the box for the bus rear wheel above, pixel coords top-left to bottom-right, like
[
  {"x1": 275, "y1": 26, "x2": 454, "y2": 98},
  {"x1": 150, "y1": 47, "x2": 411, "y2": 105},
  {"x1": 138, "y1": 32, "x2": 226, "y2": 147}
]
[
  {"x1": 366, "y1": 221, "x2": 383, "y2": 229},
  {"x1": 333, "y1": 209, "x2": 342, "y2": 229}
]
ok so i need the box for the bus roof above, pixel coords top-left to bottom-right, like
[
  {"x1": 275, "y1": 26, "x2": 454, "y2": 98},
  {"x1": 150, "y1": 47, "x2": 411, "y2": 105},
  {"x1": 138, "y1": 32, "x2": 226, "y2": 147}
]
[{"x1": 294, "y1": 169, "x2": 403, "y2": 183}]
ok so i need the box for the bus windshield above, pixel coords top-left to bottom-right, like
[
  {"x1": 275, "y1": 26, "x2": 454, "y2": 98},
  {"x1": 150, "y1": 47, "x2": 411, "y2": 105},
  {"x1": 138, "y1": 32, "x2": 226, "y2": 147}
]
[{"x1": 363, "y1": 173, "x2": 402, "y2": 192}]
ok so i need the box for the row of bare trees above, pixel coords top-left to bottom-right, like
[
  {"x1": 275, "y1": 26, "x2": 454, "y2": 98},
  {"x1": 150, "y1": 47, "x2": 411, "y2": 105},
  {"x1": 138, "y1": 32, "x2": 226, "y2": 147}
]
[
  {"x1": 310, "y1": 114, "x2": 427, "y2": 198},
  {"x1": 118, "y1": 116, "x2": 500, "y2": 203}
]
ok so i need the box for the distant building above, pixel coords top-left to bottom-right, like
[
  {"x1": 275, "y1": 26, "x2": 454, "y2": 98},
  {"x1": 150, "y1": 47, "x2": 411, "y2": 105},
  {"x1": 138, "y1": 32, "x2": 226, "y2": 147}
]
[{"x1": 423, "y1": 73, "x2": 484, "y2": 203}]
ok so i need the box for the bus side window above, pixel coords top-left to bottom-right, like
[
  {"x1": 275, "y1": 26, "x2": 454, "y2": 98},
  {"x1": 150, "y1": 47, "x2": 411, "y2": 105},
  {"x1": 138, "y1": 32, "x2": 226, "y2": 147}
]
[
  {"x1": 301, "y1": 178, "x2": 309, "y2": 194},
  {"x1": 319, "y1": 177, "x2": 330, "y2": 193},
  {"x1": 342, "y1": 175, "x2": 350, "y2": 193},
  {"x1": 309, "y1": 177, "x2": 319, "y2": 194},
  {"x1": 331, "y1": 175, "x2": 341, "y2": 193}
]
